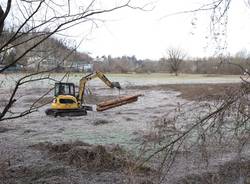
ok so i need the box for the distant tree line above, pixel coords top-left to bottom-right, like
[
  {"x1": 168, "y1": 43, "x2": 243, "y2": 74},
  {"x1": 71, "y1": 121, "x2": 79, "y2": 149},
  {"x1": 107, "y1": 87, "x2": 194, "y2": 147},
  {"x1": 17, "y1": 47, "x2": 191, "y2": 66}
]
[
  {"x1": 93, "y1": 54, "x2": 250, "y2": 75},
  {"x1": 1, "y1": 30, "x2": 249, "y2": 74}
]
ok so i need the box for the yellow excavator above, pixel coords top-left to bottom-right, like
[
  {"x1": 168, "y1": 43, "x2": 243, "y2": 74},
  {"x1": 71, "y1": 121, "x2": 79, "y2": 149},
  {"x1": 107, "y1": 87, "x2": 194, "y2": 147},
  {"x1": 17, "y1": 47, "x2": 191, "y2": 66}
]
[{"x1": 45, "y1": 71, "x2": 137, "y2": 117}]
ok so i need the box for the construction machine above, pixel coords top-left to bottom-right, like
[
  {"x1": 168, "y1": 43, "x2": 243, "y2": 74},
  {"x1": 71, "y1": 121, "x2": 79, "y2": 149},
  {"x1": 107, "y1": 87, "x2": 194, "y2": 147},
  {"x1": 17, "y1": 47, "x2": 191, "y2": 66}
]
[{"x1": 45, "y1": 71, "x2": 140, "y2": 117}]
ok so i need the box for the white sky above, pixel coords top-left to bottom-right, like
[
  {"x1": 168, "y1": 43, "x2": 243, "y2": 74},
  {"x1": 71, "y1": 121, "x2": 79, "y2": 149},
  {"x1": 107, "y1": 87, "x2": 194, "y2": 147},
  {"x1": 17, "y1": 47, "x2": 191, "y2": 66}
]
[
  {"x1": 70, "y1": 0, "x2": 250, "y2": 60},
  {"x1": 3, "y1": 0, "x2": 250, "y2": 60}
]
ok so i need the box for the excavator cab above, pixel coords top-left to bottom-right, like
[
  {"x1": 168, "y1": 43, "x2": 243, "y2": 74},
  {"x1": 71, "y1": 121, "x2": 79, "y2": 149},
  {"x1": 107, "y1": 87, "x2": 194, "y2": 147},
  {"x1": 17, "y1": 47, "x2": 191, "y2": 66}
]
[
  {"x1": 55, "y1": 82, "x2": 75, "y2": 96},
  {"x1": 45, "y1": 82, "x2": 87, "y2": 117}
]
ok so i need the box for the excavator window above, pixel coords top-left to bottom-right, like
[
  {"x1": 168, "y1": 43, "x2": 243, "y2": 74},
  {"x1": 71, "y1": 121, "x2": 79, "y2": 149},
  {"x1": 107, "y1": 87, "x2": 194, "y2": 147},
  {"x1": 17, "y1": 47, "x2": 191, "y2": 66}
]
[
  {"x1": 55, "y1": 83, "x2": 75, "y2": 96},
  {"x1": 59, "y1": 99, "x2": 75, "y2": 104},
  {"x1": 59, "y1": 86, "x2": 65, "y2": 94}
]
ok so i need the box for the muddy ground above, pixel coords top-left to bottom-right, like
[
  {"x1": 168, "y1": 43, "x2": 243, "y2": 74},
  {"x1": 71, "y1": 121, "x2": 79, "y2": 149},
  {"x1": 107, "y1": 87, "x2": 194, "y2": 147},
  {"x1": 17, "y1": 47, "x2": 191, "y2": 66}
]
[{"x1": 0, "y1": 79, "x2": 249, "y2": 184}]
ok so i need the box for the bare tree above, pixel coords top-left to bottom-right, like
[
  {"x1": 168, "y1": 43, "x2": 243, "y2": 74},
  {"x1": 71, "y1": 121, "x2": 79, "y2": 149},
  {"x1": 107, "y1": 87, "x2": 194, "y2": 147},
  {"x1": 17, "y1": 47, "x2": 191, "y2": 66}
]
[
  {"x1": 164, "y1": 47, "x2": 186, "y2": 76},
  {"x1": 0, "y1": 5, "x2": 4, "y2": 34}
]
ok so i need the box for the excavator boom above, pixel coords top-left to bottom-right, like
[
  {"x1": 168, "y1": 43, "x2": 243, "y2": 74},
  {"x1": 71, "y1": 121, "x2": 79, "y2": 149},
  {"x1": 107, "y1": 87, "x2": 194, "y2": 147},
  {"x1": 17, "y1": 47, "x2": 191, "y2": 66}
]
[
  {"x1": 78, "y1": 71, "x2": 121, "y2": 103},
  {"x1": 77, "y1": 71, "x2": 141, "y2": 112}
]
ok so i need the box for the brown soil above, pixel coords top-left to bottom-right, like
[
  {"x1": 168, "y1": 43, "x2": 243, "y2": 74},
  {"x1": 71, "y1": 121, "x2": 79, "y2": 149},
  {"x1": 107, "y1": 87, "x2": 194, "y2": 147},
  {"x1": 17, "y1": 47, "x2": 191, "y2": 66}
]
[
  {"x1": 174, "y1": 158, "x2": 250, "y2": 184},
  {"x1": 128, "y1": 83, "x2": 240, "y2": 101},
  {"x1": 165, "y1": 83, "x2": 240, "y2": 101}
]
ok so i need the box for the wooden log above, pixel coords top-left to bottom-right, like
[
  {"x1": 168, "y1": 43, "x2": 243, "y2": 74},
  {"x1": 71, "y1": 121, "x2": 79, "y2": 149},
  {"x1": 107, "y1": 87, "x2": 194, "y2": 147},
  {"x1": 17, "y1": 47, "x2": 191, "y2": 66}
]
[
  {"x1": 97, "y1": 94, "x2": 142, "y2": 107},
  {"x1": 97, "y1": 98, "x2": 137, "y2": 112},
  {"x1": 96, "y1": 94, "x2": 142, "y2": 111}
]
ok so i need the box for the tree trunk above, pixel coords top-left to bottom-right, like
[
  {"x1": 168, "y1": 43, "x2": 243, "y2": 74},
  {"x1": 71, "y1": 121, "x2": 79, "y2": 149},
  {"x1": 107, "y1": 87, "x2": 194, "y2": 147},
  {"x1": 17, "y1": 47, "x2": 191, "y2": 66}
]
[{"x1": 0, "y1": 6, "x2": 4, "y2": 35}]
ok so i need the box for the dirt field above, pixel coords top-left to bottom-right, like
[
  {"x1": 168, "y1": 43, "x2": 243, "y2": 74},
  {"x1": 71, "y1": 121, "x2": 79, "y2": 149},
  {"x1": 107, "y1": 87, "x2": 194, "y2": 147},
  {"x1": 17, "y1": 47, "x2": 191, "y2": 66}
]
[{"x1": 0, "y1": 73, "x2": 249, "y2": 184}]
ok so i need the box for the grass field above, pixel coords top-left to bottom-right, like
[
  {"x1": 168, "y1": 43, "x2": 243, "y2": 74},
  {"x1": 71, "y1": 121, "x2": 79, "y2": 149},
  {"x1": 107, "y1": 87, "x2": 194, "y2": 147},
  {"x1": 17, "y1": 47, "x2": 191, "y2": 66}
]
[{"x1": 0, "y1": 72, "x2": 243, "y2": 89}]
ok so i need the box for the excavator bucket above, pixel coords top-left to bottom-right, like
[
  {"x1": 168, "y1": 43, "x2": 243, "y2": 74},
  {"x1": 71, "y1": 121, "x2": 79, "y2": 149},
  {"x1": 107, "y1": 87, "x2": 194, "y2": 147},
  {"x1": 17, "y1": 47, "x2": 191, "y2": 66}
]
[
  {"x1": 96, "y1": 94, "x2": 142, "y2": 111},
  {"x1": 111, "y1": 82, "x2": 121, "y2": 89}
]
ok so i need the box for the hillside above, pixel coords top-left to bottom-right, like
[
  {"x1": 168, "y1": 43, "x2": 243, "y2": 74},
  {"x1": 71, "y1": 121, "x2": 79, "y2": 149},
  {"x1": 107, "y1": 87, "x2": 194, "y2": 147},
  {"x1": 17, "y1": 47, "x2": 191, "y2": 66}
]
[{"x1": 0, "y1": 30, "x2": 92, "y2": 71}]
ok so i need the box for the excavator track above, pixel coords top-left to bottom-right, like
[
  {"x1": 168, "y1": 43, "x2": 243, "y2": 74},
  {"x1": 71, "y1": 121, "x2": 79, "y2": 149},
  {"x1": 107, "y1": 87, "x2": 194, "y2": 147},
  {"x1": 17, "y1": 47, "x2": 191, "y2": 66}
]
[{"x1": 45, "y1": 108, "x2": 87, "y2": 117}]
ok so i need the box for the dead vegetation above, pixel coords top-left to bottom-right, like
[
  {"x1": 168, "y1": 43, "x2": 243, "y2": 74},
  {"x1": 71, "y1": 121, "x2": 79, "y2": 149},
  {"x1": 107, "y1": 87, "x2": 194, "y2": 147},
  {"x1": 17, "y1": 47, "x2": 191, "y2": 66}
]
[
  {"x1": 127, "y1": 83, "x2": 240, "y2": 101},
  {"x1": 0, "y1": 140, "x2": 155, "y2": 184},
  {"x1": 0, "y1": 160, "x2": 70, "y2": 184},
  {"x1": 93, "y1": 119, "x2": 112, "y2": 126},
  {"x1": 134, "y1": 81, "x2": 250, "y2": 183},
  {"x1": 0, "y1": 126, "x2": 10, "y2": 133},
  {"x1": 31, "y1": 141, "x2": 152, "y2": 174},
  {"x1": 1, "y1": 81, "x2": 249, "y2": 183},
  {"x1": 173, "y1": 158, "x2": 250, "y2": 184},
  {"x1": 165, "y1": 83, "x2": 240, "y2": 101}
]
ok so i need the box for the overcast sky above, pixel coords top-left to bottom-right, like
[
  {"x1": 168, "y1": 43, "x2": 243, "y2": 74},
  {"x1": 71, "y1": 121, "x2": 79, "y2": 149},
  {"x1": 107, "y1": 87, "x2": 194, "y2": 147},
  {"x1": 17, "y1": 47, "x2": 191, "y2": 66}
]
[
  {"x1": 3, "y1": 0, "x2": 250, "y2": 60},
  {"x1": 69, "y1": 0, "x2": 250, "y2": 60}
]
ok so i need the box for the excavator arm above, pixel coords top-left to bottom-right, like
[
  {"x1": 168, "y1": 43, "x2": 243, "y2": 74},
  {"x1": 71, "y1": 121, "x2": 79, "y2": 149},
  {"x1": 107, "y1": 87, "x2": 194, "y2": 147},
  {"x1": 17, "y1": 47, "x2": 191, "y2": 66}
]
[{"x1": 78, "y1": 71, "x2": 121, "y2": 104}]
